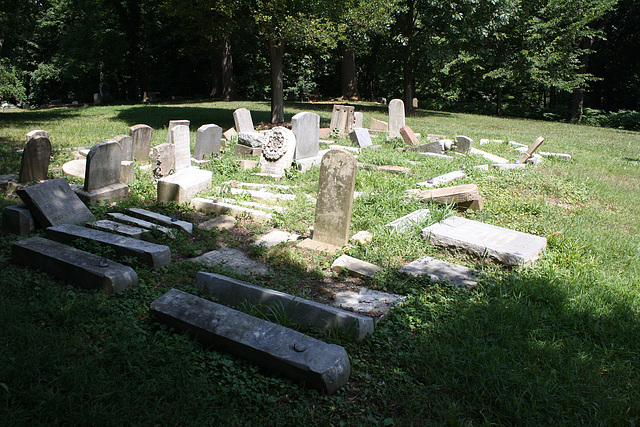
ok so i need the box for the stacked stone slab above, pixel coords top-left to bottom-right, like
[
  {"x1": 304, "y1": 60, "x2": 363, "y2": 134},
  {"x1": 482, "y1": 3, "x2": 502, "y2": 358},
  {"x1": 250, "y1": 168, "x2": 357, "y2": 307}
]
[{"x1": 76, "y1": 140, "x2": 129, "y2": 204}]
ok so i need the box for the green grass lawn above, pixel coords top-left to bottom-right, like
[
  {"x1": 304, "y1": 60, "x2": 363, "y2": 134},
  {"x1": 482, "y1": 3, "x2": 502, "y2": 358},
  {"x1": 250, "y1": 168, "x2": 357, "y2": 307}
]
[{"x1": 1, "y1": 101, "x2": 639, "y2": 425}]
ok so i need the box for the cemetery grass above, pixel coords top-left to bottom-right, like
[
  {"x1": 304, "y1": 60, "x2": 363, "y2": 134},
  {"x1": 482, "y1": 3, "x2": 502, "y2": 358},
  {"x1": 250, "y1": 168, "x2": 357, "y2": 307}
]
[{"x1": 1, "y1": 101, "x2": 640, "y2": 425}]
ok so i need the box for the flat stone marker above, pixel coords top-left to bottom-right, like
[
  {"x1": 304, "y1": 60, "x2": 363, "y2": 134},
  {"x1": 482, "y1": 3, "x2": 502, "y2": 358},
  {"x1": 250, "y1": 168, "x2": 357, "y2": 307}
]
[
  {"x1": 19, "y1": 136, "x2": 51, "y2": 183},
  {"x1": 331, "y1": 255, "x2": 383, "y2": 278},
  {"x1": 195, "y1": 272, "x2": 374, "y2": 340},
  {"x1": 292, "y1": 112, "x2": 320, "y2": 160},
  {"x1": 399, "y1": 256, "x2": 478, "y2": 288},
  {"x1": 354, "y1": 112, "x2": 363, "y2": 128},
  {"x1": 88, "y1": 219, "x2": 149, "y2": 238},
  {"x1": 388, "y1": 99, "x2": 405, "y2": 139},
  {"x1": 166, "y1": 120, "x2": 189, "y2": 145},
  {"x1": 407, "y1": 184, "x2": 479, "y2": 204},
  {"x1": 313, "y1": 149, "x2": 357, "y2": 248},
  {"x1": 417, "y1": 170, "x2": 466, "y2": 188},
  {"x1": 62, "y1": 159, "x2": 86, "y2": 178},
  {"x1": 258, "y1": 127, "x2": 296, "y2": 178},
  {"x1": 17, "y1": 178, "x2": 96, "y2": 227},
  {"x1": 190, "y1": 198, "x2": 273, "y2": 223},
  {"x1": 332, "y1": 287, "x2": 405, "y2": 316},
  {"x1": 46, "y1": 224, "x2": 171, "y2": 268},
  {"x1": 190, "y1": 246, "x2": 271, "y2": 277},
  {"x1": 385, "y1": 209, "x2": 431, "y2": 232},
  {"x1": 152, "y1": 143, "x2": 175, "y2": 178},
  {"x1": 2, "y1": 204, "x2": 36, "y2": 235},
  {"x1": 223, "y1": 127, "x2": 238, "y2": 141},
  {"x1": 150, "y1": 288, "x2": 350, "y2": 394},
  {"x1": 12, "y1": 236, "x2": 138, "y2": 294},
  {"x1": 370, "y1": 118, "x2": 388, "y2": 132},
  {"x1": 107, "y1": 213, "x2": 176, "y2": 238},
  {"x1": 125, "y1": 208, "x2": 193, "y2": 234},
  {"x1": 422, "y1": 216, "x2": 547, "y2": 266},
  {"x1": 198, "y1": 215, "x2": 237, "y2": 231},
  {"x1": 399, "y1": 126, "x2": 419, "y2": 146},
  {"x1": 194, "y1": 124, "x2": 222, "y2": 160},
  {"x1": 233, "y1": 108, "x2": 254, "y2": 133},
  {"x1": 171, "y1": 124, "x2": 191, "y2": 171},
  {"x1": 157, "y1": 167, "x2": 213, "y2": 204},
  {"x1": 517, "y1": 136, "x2": 545, "y2": 163},
  {"x1": 252, "y1": 230, "x2": 300, "y2": 248},
  {"x1": 408, "y1": 142, "x2": 444, "y2": 154},
  {"x1": 470, "y1": 147, "x2": 508, "y2": 164},
  {"x1": 492, "y1": 163, "x2": 526, "y2": 170},
  {"x1": 539, "y1": 151, "x2": 571, "y2": 161},
  {"x1": 129, "y1": 124, "x2": 153, "y2": 164},
  {"x1": 349, "y1": 128, "x2": 372, "y2": 148},
  {"x1": 455, "y1": 135, "x2": 473, "y2": 154}
]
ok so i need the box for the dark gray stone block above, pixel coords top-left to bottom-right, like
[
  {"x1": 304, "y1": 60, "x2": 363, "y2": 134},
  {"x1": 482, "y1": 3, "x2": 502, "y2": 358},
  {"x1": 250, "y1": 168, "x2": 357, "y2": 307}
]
[
  {"x1": 12, "y1": 236, "x2": 138, "y2": 294},
  {"x1": 2, "y1": 204, "x2": 36, "y2": 235},
  {"x1": 46, "y1": 224, "x2": 171, "y2": 268},
  {"x1": 150, "y1": 289, "x2": 350, "y2": 394},
  {"x1": 19, "y1": 136, "x2": 51, "y2": 183},
  {"x1": 195, "y1": 272, "x2": 374, "y2": 340},
  {"x1": 125, "y1": 208, "x2": 193, "y2": 234}
]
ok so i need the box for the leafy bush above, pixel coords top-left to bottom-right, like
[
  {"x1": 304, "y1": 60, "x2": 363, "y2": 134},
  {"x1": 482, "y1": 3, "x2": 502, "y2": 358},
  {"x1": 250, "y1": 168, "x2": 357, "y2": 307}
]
[
  {"x1": 0, "y1": 61, "x2": 27, "y2": 104},
  {"x1": 582, "y1": 108, "x2": 640, "y2": 131}
]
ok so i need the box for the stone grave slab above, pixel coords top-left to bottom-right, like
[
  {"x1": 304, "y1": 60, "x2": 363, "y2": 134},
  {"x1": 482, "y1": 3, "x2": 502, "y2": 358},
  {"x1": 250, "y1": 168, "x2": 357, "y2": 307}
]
[
  {"x1": 112, "y1": 134, "x2": 133, "y2": 161},
  {"x1": 88, "y1": 219, "x2": 149, "y2": 238},
  {"x1": 235, "y1": 144, "x2": 262, "y2": 157},
  {"x1": 385, "y1": 209, "x2": 431, "y2": 232},
  {"x1": 190, "y1": 198, "x2": 273, "y2": 223},
  {"x1": 399, "y1": 256, "x2": 478, "y2": 288},
  {"x1": 332, "y1": 287, "x2": 406, "y2": 317},
  {"x1": 349, "y1": 128, "x2": 372, "y2": 148},
  {"x1": 292, "y1": 112, "x2": 320, "y2": 160},
  {"x1": 223, "y1": 127, "x2": 238, "y2": 141},
  {"x1": 238, "y1": 131, "x2": 264, "y2": 148},
  {"x1": 492, "y1": 163, "x2": 526, "y2": 171},
  {"x1": 189, "y1": 246, "x2": 271, "y2": 277},
  {"x1": 17, "y1": 178, "x2": 96, "y2": 227},
  {"x1": 166, "y1": 120, "x2": 189, "y2": 145},
  {"x1": 237, "y1": 159, "x2": 259, "y2": 170},
  {"x1": 19, "y1": 136, "x2": 51, "y2": 183},
  {"x1": 408, "y1": 142, "x2": 444, "y2": 154},
  {"x1": 400, "y1": 126, "x2": 419, "y2": 146},
  {"x1": 62, "y1": 159, "x2": 86, "y2": 178},
  {"x1": 150, "y1": 288, "x2": 350, "y2": 394},
  {"x1": 195, "y1": 272, "x2": 373, "y2": 340},
  {"x1": 417, "y1": 170, "x2": 466, "y2": 188},
  {"x1": 370, "y1": 118, "x2": 388, "y2": 132},
  {"x1": 455, "y1": 135, "x2": 473, "y2": 154},
  {"x1": 421, "y1": 216, "x2": 547, "y2": 266},
  {"x1": 258, "y1": 127, "x2": 297, "y2": 178},
  {"x1": 107, "y1": 213, "x2": 176, "y2": 238},
  {"x1": 157, "y1": 167, "x2": 213, "y2": 204},
  {"x1": 152, "y1": 143, "x2": 175, "y2": 178},
  {"x1": 46, "y1": 224, "x2": 171, "y2": 268},
  {"x1": 329, "y1": 144, "x2": 360, "y2": 154},
  {"x1": 312, "y1": 149, "x2": 357, "y2": 247},
  {"x1": 171, "y1": 124, "x2": 191, "y2": 171},
  {"x1": 2, "y1": 204, "x2": 36, "y2": 235},
  {"x1": 539, "y1": 151, "x2": 571, "y2": 161},
  {"x1": 198, "y1": 215, "x2": 237, "y2": 231},
  {"x1": 354, "y1": 112, "x2": 364, "y2": 128},
  {"x1": 417, "y1": 152, "x2": 453, "y2": 159},
  {"x1": 407, "y1": 184, "x2": 479, "y2": 203},
  {"x1": 331, "y1": 255, "x2": 383, "y2": 278},
  {"x1": 329, "y1": 105, "x2": 355, "y2": 137},
  {"x1": 517, "y1": 136, "x2": 545, "y2": 163},
  {"x1": 125, "y1": 208, "x2": 193, "y2": 234},
  {"x1": 252, "y1": 230, "x2": 300, "y2": 248},
  {"x1": 129, "y1": 124, "x2": 153, "y2": 164},
  {"x1": 388, "y1": 99, "x2": 405, "y2": 139},
  {"x1": 12, "y1": 236, "x2": 137, "y2": 294},
  {"x1": 194, "y1": 124, "x2": 222, "y2": 160},
  {"x1": 233, "y1": 108, "x2": 254, "y2": 133},
  {"x1": 469, "y1": 147, "x2": 508, "y2": 164}
]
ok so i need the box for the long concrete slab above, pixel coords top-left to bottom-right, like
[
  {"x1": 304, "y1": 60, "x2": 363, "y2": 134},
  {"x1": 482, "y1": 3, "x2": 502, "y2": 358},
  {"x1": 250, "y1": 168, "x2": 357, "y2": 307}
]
[
  {"x1": 107, "y1": 213, "x2": 176, "y2": 238},
  {"x1": 195, "y1": 272, "x2": 373, "y2": 340},
  {"x1": 12, "y1": 236, "x2": 138, "y2": 294},
  {"x1": 45, "y1": 224, "x2": 171, "y2": 268},
  {"x1": 150, "y1": 288, "x2": 350, "y2": 394},
  {"x1": 125, "y1": 208, "x2": 193, "y2": 234}
]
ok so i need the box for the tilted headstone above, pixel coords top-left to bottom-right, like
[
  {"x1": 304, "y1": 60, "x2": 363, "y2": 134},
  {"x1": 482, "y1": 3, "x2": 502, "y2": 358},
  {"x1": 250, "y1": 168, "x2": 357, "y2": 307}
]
[
  {"x1": 26, "y1": 130, "x2": 49, "y2": 141},
  {"x1": 354, "y1": 112, "x2": 364, "y2": 128},
  {"x1": 370, "y1": 118, "x2": 388, "y2": 132},
  {"x1": 233, "y1": 108, "x2": 254, "y2": 133},
  {"x1": 152, "y1": 143, "x2": 175, "y2": 178},
  {"x1": 517, "y1": 136, "x2": 545, "y2": 163},
  {"x1": 16, "y1": 178, "x2": 96, "y2": 227},
  {"x1": 19, "y1": 136, "x2": 51, "y2": 183},
  {"x1": 313, "y1": 149, "x2": 357, "y2": 247},
  {"x1": 455, "y1": 135, "x2": 473, "y2": 154},
  {"x1": 83, "y1": 141, "x2": 122, "y2": 192},
  {"x1": 292, "y1": 112, "x2": 320, "y2": 160},
  {"x1": 112, "y1": 134, "x2": 133, "y2": 161},
  {"x1": 258, "y1": 127, "x2": 297, "y2": 177},
  {"x1": 129, "y1": 124, "x2": 153, "y2": 164},
  {"x1": 412, "y1": 98, "x2": 418, "y2": 108},
  {"x1": 166, "y1": 120, "x2": 189, "y2": 145},
  {"x1": 194, "y1": 124, "x2": 222, "y2": 160},
  {"x1": 349, "y1": 128, "x2": 372, "y2": 148},
  {"x1": 399, "y1": 126, "x2": 419, "y2": 146},
  {"x1": 2, "y1": 204, "x2": 36, "y2": 235},
  {"x1": 171, "y1": 124, "x2": 191, "y2": 171},
  {"x1": 388, "y1": 99, "x2": 406, "y2": 139}
]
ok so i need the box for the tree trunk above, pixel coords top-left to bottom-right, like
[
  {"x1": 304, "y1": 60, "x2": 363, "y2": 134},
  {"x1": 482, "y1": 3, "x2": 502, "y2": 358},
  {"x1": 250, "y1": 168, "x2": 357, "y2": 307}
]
[
  {"x1": 220, "y1": 35, "x2": 233, "y2": 101},
  {"x1": 403, "y1": 0, "x2": 415, "y2": 114},
  {"x1": 269, "y1": 39, "x2": 285, "y2": 124},
  {"x1": 341, "y1": 44, "x2": 359, "y2": 100},
  {"x1": 496, "y1": 85, "x2": 503, "y2": 116},
  {"x1": 209, "y1": 43, "x2": 221, "y2": 98},
  {"x1": 570, "y1": 36, "x2": 594, "y2": 122}
]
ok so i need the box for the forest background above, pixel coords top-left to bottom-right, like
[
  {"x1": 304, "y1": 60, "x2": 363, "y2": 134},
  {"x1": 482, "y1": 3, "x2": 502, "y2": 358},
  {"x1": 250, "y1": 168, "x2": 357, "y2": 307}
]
[{"x1": 0, "y1": 0, "x2": 638, "y2": 127}]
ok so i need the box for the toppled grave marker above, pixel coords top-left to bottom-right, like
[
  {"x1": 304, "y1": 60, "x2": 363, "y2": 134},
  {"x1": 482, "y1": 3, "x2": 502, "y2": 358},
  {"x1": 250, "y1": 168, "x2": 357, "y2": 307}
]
[
  {"x1": 408, "y1": 142, "x2": 444, "y2": 154},
  {"x1": 195, "y1": 272, "x2": 374, "y2": 340},
  {"x1": 107, "y1": 213, "x2": 175, "y2": 238},
  {"x1": 157, "y1": 166, "x2": 213, "y2": 204},
  {"x1": 492, "y1": 163, "x2": 526, "y2": 170},
  {"x1": 88, "y1": 219, "x2": 149, "y2": 238},
  {"x1": 406, "y1": 184, "x2": 483, "y2": 211},
  {"x1": 2, "y1": 204, "x2": 36, "y2": 235},
  {"x1": 331, "y1": 255, "x2": 383, "y2": 278},
  {"x1": 422, "y1": 216, "x2": 547, "y2": 266},
  {"x1": 399, "y1": 256, "x2": 478, "y2": 288},
  {"x1": 190, "y1": 246, "x2": 271, "y2": 277},
  {"x1": 385, "y1": 209, "x2": 431, "y2": 232},
  {"x1": 150, "y1": 288, "x2": 350, "y2": 394},
  {"x1": 517, "y1": 136, "x2": 544, "y2": 164},
  {"x1": 417, "y1": 170, "x2": 466, "y2": 188},
  {"x1": 455, "y1": 135, "x2": 473, "y2": 154},
  {"x1": 400, "y1": 126, "x2": 419, "y2": 146},
  {"x1": 190, "y1": 198, "x2": 273, "y2": 223},
  {"x1": 125, "y1": 208, "x2": 193, "y2": 234},
  {"x1": 349, "y1": 128, "x2": 373, "y2": 148},
  {"x1": 370, "y1": 118, "x2": 388, "y2": 132},
  {"x1": 252, "y1": 230, "x2": 300, "y2": 248},
  {"x1": 46, "y1": 224, "x2": 171, "y2": 268},
  {"x1": 12, "y1": 236, "x2": 138, "y2": 294},
  {"x1": 332, "y1": 287, "x2": 405, "y2": 316},
  {"x1": 469, "y1": 147, "x2": 509, "y2": 164},
  {"x1": 198, "y1": 215, "x2": 237, "y2": 231}
]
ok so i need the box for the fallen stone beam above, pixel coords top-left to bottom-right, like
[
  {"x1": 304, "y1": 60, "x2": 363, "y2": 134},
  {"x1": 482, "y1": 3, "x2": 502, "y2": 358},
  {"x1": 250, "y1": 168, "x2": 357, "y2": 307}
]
[
  {"x1": 12, "y1": 236, "x2": 138, "y2": 294},
  {"x1": 107, "y1": 213, "x2": 176, "y2": 238},
  {"x1": 195, "y1": 272, "x2": 374, "y2": 340},
  {"x1": 125, "y1": 208, "x2": 193, "y2": 234},
  {"x1": 150, "y1": 288, "x2": 350, "y2": 394},
  {"x1": 45, "y1": 223, "x2": 171, "y2": 268}
]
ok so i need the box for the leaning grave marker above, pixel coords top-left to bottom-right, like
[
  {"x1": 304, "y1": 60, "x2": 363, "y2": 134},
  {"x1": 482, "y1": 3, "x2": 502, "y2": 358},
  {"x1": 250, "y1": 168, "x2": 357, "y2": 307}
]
[
  {"x1": 19, "y1": 136, "x2": 51, "y2": 183},
  {"x1": 233, "y1": 108, "x2": 255, "y2": 133}
]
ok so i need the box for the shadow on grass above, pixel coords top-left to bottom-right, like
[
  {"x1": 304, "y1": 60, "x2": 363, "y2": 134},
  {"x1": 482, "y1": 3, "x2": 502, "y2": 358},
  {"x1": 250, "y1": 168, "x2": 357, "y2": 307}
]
[
  {"x1": 0, "y1": 108, "x2": 81, "y2": 125},
  {"x1": 624, "y1": 157, "x2": 640, "y2": 163}
]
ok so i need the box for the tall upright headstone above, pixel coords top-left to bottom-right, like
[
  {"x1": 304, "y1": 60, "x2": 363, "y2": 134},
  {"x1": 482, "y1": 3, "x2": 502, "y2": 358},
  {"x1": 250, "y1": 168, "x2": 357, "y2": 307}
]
[
  {"x1": 166, "y1": 120, "x2": 189, "y2": 145},
  {"x1": 129, "y1": 124, "x2": 153, "y2": 164},
  {"x1": 111, "y1": 134, "x2": 133, "y2": 161},
  {"x1": 388, "y1": 99, "x2": 405, "y2": 139},
  {"x1": 292, "y1": 112, "x2": 320, "y2": 160},
  {"x1": 354, "y1": 112, "x2": 364, "y2": 128},
  {"x1": 19, "y1": 136, "x2": 51, "y2": 183},
  {"x1": 152, "y1": 143, "x2": 175, "y2": 178},
  {"x1": 171, "y1": 125, "x2": 191, "y2": 171},
  {"x1": 233, "y1": 108, "x2": 254, "y2": 133},
  {"x1": 76, "y1": 141, "x2": 129, "y2": 204},
  {"x1": 313, "y1": 149, "x2": 357, "y2": 247},
  {"x1": 258, "y1": 127, "x2": 297, "y2": 177},
  {"x1": 194, "y1": 124, "x2": 222, "y2": 160}
]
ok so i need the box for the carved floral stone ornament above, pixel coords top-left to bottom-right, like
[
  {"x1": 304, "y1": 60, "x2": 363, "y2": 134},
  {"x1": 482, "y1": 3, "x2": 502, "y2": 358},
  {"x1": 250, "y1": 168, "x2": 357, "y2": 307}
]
[{"x1": 262, "y1": 127, "x2": 288, "y2": 161}]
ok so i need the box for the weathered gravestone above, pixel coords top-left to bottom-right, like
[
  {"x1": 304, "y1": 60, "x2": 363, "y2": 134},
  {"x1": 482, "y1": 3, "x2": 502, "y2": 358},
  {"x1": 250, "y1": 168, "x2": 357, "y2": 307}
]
[
  {"x1": 17, "y1": 178, "x2": 96, "y2": 227},
  {"x1": 310, "y1": 149, "x2": 357, "y2": 248},
  {"x1": 171, "y1": 124, "x2": 191, "y2": 171},
  {"x1": 455, "y1": 135, "x2": 473, "y2": 154},
  {"x1": 349, "y1": 128, "x2": 372, "y2": 148},
  {"x1": 329, "y1": 105, "x2": 355, "y2": 137},
  {"x1": 111, "y1": 134, "x2": 134, "y2": 184},
  {"x1": 26, "y1": 130, "x2": 49, "y2": 141},
  {"x1": 354, "y1": 112, "x2": 364, "y2": 128},
  {"x1": 399, "y1": 126, "x2": 419, "y2": 146},
  {"x1": 370, "y1": 118, "x2": 388, "y2": 132},
  {"x1": 166, "y1": 120, "x2": 189, "y2": 145},
  {"x1": 76, "y1": 141, "x2": 129, "y2": 204},
  {"x1": 517, "y1": 136, "x2": 545, "y2": 163},
  {"x1": 292, "y1": 112, "x2": 320, "y2": 160},
  {"x1": 157, "y1": 166, "x2": 213, "y2": 203},
  {"x1": 233, "y1": 108, "x2": 255, "y2": 133},
  {"x1": 152, "y1": 143, "x2": 175, "y2": 178},
  {"x1": 388, "y1": 99, "x2": 406, "y2": 139},
  {"x1": 258, "y1": 127, "x2": 297, "y2": 178},
  {"x1": 18, "y1": 136, "x2": 51, "y2": 183},
  {"x1": 150, "y1": 288, "x2": 351, "y2": 394},
  {"x1": 399, "y1": 256, "x2": 478, "y2": 288},
  {"x1": 2, "y1": 204, "x2": 36, "y2": 235},
  {"x1": 129, "y1": 124, "x2": 153, "y2": 164},
  {"x1": 194, "y1": 124, "x2": 222, "y2": 160}
]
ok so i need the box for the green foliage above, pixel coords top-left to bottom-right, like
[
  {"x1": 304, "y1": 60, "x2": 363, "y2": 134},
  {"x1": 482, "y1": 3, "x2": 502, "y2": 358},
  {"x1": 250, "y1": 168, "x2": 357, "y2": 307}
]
[{"x1": 0, "y1": 61, "x2": 27, "y2": 103}]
